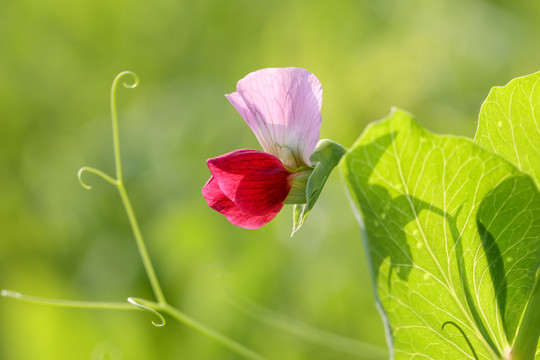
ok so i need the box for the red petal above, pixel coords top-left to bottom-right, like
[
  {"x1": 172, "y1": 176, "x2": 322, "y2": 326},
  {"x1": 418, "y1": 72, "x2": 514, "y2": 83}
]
[
  {"x1": 207, "y1": 149, "x2": 292, "y2": 216},
  {"x1": 202, "y1": 176, "x2": 282, "y2": 229}
]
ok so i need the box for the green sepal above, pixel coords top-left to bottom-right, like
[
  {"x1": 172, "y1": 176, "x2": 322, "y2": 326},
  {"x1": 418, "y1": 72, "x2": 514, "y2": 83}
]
[
  {"x1": 283, "y1": 170, "x2": 312, "y2": 204},
  {"x1": 291, "y1": 139, "x2": 346, "y2": 236}
]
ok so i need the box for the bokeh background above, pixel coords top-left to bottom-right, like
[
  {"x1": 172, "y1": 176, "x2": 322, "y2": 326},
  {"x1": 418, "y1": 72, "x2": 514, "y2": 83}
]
[{"x1": 1, "y1": 0, "x2": 539, "y2": 359}]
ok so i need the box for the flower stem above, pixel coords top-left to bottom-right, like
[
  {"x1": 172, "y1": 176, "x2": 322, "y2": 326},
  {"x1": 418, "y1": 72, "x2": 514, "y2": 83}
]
[{"x1": 511, "y1": 271, "x2": 540, "y2": 360}]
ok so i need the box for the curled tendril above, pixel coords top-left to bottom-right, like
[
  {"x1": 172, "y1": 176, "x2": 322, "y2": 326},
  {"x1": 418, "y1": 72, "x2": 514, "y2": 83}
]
[
  {"x1": 110, "y1": 71, "x2": 139, "y2": 185},
  {"x1": 113, "y1": 71, "x2": 139, "y2": 91},
  {"x1": 127, "y1": 297, "x2": 166, "y2": 328},
  {"x1": 78, "y1": 166, "x2": 118, "y2": 190},
  {"x1": 442, "y1": 321, "x2": 479, "y2": 360}
]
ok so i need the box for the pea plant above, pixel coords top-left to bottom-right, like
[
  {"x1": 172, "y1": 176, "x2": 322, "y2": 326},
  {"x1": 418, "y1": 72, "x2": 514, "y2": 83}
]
[{"x1": 3, "y1": 68, "x2": 539, "y2": 360}]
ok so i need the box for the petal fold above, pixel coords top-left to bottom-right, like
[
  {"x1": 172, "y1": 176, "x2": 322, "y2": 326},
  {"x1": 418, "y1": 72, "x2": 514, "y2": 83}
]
[
  {"x1": 202, "y1": 176, "x2": 281, "y2": 229},
  {"x1": 226, "y1": 67, "x2": 322, "y2": 169},
  {"x1": 202, "y1": 149, "x2": 292, "y2": 229},
  {"x1": 207, "y1": 149, "x2": 291, "y2": 214}
]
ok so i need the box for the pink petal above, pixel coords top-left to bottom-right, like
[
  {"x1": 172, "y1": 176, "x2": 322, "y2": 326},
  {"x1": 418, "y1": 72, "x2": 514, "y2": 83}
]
[
  {"x1": 225, "y1": 68, "x2": 322, "y2": 169},
  {"x1": 207, "y1": 149, "x2": 291, "y2": 216},
  {"x1": 202, "y1": 176, "x2": 281, "y2": 229}
]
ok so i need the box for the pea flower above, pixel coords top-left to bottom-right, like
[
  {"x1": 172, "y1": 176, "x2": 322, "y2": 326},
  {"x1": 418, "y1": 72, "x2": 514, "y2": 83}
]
[{"x1": 202, "y1": 67, "x2": 322, "y2": 229}]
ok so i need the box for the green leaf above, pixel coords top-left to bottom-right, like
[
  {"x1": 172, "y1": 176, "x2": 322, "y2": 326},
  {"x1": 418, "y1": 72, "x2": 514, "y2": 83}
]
[
  {"x1": 476, "y1": 71, "x2": 540, "y2": 189},
  {"x1": 475, "y1": 71, "x2": 540, "y2": 359},
  {"x1": 342, "y1": 109, "x2": 540, "y2": 360},
  {"x1": 291, "y1": 139, "x2": 346, "y2": 235}
]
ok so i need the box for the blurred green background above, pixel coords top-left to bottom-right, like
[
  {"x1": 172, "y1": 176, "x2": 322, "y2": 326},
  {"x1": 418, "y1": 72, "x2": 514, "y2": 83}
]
[{"x1": 1, "y1": 0, "x2": 539, "y2": 359}]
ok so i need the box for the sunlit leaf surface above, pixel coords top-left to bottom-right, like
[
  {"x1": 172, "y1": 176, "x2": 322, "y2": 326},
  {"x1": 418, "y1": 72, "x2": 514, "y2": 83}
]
[
  {"x1": 342, "y1": 109, "x2": 540, "y2": 359},
  {"x1": 476, "y1": 71, "x2": 540, "y2": 189},
  {"x1": 476, "y1": 71, "x2": 540, "y2": 359}
]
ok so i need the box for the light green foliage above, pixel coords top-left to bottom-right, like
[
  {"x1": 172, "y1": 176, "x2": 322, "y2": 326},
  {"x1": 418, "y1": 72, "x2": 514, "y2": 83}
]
[
  {"x1": 476, "y1": 71, "x2": 540, "y2": 189},
  {"x1": 4, "y1": 0, "x2": 540, "y2": 358},
  {"x1": 476, "y1": 72, "x2": 540, "y2": 360},
  {"x1": 342, "y1": 108, "x2": 540, "y2": 359},
  {"x1": 292, "y1": 139, "x2": 346, "y2": 235}
]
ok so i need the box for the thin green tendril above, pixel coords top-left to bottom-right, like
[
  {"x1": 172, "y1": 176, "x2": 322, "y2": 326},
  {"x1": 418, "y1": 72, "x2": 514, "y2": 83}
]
[
  {"x1": 78, "y1": 166, "x2": 118, "y2": 189},
  {"x1": 111, "y1": 71, "x2": 139, "y2": 184},
  {"x1": 114, "y1": 71, "x2": 139, "y2": 90},
  {"x1": 1, "y1": 290, "x2": 22, "y2": 299},
  {"x1": 442, "y1": 321, "x2": 479, "y2": 360},
  {"x1": 1, "y1": 290, "x2": 134, "y2": 310},
  {"x1": 77, "y1": 71, "x2": 139, "y2": 190},
  {"x1": 128, "y1": 297, "x2": 166, "y2": 327},
  {"x1": 2, "y1": 72, "x2": 265, "y2": 360}
]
